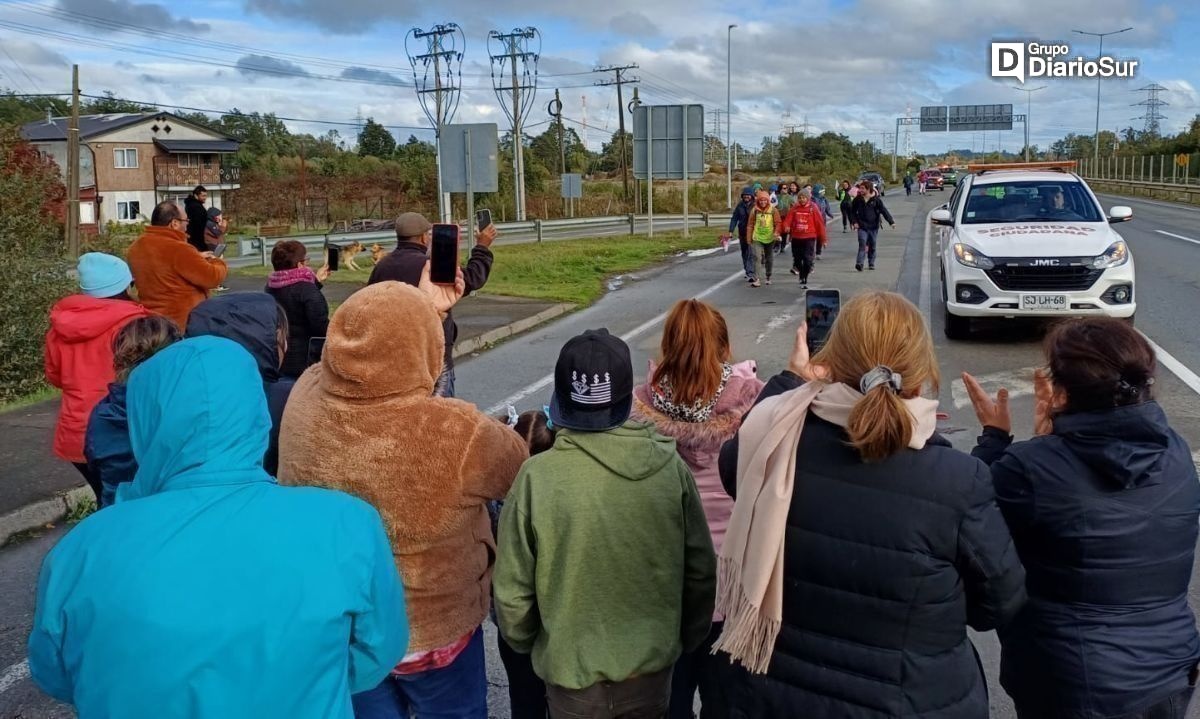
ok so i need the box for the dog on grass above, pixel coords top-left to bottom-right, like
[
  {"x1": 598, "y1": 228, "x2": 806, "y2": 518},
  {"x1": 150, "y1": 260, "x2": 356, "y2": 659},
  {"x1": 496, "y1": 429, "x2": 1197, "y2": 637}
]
[
  {"x1": 371, "y1": 243, "x2": 386, "y2": 265},
  {"x1": 343, "y1": 241, "x2": 366, "y2": 271}
]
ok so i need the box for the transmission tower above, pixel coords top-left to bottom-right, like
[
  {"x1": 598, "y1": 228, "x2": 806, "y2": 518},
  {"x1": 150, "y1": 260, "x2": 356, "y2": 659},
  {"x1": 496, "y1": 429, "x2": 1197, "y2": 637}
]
[
  {"x1": 489, "y1": 27, "x2": 540, "y2": 222},
  {"x1": 902, "y1": 104, "x2": 915, "y2": 159},
  {"x1": 594, "y1": 64, "x2": 639, "y2": 201},
  {"x1": 405, "y1": 23, "x2": 465, "y2": 222},
  {"x1": 1132, "y1": 83, "x2": 1168, "y2": 137}
]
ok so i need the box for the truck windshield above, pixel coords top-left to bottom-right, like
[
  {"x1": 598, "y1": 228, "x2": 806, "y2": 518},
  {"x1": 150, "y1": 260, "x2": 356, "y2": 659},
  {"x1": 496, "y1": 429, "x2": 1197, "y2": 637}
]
[{"x1": 961, "y1": 181, "x2": 1103, "y2": 224}]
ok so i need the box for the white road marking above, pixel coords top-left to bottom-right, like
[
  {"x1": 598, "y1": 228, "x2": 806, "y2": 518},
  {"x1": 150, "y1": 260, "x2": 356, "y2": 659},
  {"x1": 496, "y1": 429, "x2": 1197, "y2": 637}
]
[
  {"x1": 684, "y1": 248, "x2": 725, "y2": 258},
  {"x1": 1155, "y1": 230, "x2": 1200, "y2": 247},
  {"x1": 484, "y1": 269, "x2": 747, "y2": 414},
  {"x1": 951, "y1": 368, "x2": 1041, "y2": 409},
  {"x1": 920, "y1": 211, "x2": 933, "y2": 328},
  {"x1": 755, "y1": 308, "x2": 796, "y2": 345},
  {"x1": 0, "y1": 659, "x2": 29, "y2": 695},
  {"x1": 1139, "y1": 332, "x2": 1200, "y2": 399}
]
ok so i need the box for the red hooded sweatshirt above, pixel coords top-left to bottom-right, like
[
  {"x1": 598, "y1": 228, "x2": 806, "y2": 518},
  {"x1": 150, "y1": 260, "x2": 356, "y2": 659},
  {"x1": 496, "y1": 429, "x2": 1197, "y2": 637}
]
[
  {"x1": 44, "y1": 295, "x2": 151, "y2": 462},
  {"x1": 783, "y1": 199, "x2": 829, "y2": 247}
]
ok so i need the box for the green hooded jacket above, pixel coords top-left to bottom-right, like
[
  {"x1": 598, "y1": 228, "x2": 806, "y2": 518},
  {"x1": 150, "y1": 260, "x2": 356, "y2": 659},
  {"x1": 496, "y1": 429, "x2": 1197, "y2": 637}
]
[{"x1": 493, "y1": 421, "x2": 717, "y2": 690}]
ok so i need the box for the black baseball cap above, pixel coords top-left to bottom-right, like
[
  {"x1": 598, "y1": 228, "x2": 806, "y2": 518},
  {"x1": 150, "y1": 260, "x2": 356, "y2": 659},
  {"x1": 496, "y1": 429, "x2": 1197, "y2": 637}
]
[{"x1": 548, "y1": 328, "x2": 633, "y2": 432}]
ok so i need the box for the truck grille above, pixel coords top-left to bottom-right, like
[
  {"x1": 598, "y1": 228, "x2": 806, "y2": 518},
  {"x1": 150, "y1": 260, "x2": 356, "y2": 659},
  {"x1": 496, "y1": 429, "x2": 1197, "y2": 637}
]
[{"x1": 985, "y1": 261, "x2": 1103, "y2": 292}]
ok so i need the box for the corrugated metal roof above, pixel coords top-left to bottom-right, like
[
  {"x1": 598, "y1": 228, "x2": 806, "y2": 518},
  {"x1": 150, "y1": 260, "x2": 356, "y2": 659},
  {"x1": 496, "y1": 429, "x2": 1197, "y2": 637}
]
[
  {"x1": 154, "y1": 139, "x2": 240, "y2": 153},
  {"x1": 20, "y1": 112, "x2": 236, "y2": 143}
]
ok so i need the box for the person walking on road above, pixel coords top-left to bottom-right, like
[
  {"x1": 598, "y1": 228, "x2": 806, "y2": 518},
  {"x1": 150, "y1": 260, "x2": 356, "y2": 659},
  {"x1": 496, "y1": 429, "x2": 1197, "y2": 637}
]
[
  {"x1": 917, "y1": 170, "x2": 928, "y2": 195},
  {"x1": 729, "y1": 187, "x2": 756, "y2": 281},
  {"x1": 368, "y1": 211, "x2": 497, "y2": 398},
  {"x1": 850, "y1": 181, "x2": 896, "y2": 272},
  {"x1": 44, "y1": 252, "x2": 151, "y2": 501},
  {"x1": 903, "y1": 173, "x2": 914, "y2": 196},
  {"x1": 811, "y1": 184, "x2": 836, "y2": 260},
  {"x1": 29, "y1": 335, "x2": 409, "y2": 719},
  {"x1": 630, "y1": 300, "x2": 764, "y2": 719},
  {"x1": 266, "y1": 240, "x2": 331, "y2": 379},
  {"x1": 782, "y1": 188, "x2": 827, "y2": 289},
  {"x1": 85, "y1": 315, "x2": 181, "y2": 508},
  {"x1": 964, "y1": 318, "x2": 1200, "y2": 719},
  {"x1": 776, "y1": 184, "x2": 796, "y2": 255},
  {"x1": 711, "y1": 292, "x2": 1025, "y2": 718},
  {"x1": 747, "y1": 189, "x2": 781, "y2": 287},
  {"x1": 837, "y1": 180, "x2": 854, "y2": 233},
  {"x1": 126, "y1": 201, "x2": 228, "y2": 330},
  {"x1": 279, "y1": 279, "x2": 528, "y2": 719},
  {"x1": 185, "y1": 293, "x2": 294, "y2": 477},
  {"x1": 493, "y1": 328, "x2": 717, "y2": 719},
  {"x1": 183, "y1": 185, "x2": 209, "y2": 253}
]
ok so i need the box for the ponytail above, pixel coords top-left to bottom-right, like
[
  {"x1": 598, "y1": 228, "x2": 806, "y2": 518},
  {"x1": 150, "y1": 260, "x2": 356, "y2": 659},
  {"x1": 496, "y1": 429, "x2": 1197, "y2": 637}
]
[{"x1": 846, "y1": 385, "x2": 914, "y2": 463}]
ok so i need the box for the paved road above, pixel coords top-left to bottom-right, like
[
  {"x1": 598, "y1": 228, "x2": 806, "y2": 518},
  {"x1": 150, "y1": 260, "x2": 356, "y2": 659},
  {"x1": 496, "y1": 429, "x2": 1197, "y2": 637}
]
[{"x1": 3, "y1": 192, "x2": 1199, "y2": 718}]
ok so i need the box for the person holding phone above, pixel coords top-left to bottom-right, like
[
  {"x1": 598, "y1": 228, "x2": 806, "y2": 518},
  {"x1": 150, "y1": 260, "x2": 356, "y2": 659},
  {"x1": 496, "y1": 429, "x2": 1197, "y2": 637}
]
[
  {"x1": 368, "y1": 212, "x2": 498, "y2": 397},
  {"x1": 204, "y1": 207, "x2": 229, "y2": 291},
  {"x1": 712, "y1": 292, "x2": 1024, "y2": 718},
  {"x1": 126, "y1": 201, "x2": 228, "y2": 331},
  {"x1": 267, "y1": 240, "x2": 331, "y2": 378}
]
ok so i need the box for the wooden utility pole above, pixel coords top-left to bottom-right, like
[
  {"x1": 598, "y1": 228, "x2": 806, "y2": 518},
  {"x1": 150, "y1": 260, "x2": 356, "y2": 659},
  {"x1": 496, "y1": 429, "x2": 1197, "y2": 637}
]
[
  {"x1": 66, "y1": 64, "x2": 80, "y2": 257},
  {"x1": 594, "y1": 64, "x2": 639, "y2": 203}
]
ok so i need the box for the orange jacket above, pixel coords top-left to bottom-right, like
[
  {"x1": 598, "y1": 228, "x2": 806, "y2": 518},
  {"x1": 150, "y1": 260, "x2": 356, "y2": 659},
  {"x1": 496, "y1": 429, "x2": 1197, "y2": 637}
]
[
  {"x1": 126, "y1": 226, "x2": 228, "y2": 330},
  {"x1": 783, "y1": 200, "x2": 828, "y2": 246}
]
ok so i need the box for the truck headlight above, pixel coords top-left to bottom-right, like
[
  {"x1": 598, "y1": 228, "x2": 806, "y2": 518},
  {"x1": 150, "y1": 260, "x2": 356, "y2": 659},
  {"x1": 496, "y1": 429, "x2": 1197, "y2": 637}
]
[
  {"x1": 953, "y1": 243, "x2": 994, "y2": 270},
  {"x1": 1091, "y1": 240, "x2": 1129, "y2": 269}
]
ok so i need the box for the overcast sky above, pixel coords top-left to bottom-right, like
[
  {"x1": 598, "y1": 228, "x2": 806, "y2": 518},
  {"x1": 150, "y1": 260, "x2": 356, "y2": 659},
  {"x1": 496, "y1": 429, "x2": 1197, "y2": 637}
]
[{"x1": 1, "y1": 0, "x2": 1196, "y2": 155}]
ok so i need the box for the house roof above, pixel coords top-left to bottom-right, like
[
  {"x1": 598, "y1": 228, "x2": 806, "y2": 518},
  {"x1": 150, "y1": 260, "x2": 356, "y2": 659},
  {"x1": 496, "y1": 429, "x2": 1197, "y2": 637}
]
[
  {"x1": 20, "y1": 112, "x2": 236, "y2": 143},
  {"x1": 155, "y1": 139, "x2": 240, "y2": 153}
]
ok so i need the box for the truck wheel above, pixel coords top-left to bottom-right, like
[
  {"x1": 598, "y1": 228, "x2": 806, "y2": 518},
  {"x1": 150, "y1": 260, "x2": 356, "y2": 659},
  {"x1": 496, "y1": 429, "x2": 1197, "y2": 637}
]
[{"x1": 943, "y1": 306, "x2": 971, "y2": 340}]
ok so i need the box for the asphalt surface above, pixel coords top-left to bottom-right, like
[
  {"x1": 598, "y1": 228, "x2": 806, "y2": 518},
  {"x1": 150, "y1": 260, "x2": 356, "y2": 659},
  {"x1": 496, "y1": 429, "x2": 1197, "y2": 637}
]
[{"x1": 3, "y1": 191, "x2": 1200, "y2": 718}]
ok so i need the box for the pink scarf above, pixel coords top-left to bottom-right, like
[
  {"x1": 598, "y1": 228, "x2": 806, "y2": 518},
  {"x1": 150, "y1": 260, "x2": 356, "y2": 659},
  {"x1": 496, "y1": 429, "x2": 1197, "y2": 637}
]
[{"x1": 267, "y1": 266, "x2": 318, "y2": 289}]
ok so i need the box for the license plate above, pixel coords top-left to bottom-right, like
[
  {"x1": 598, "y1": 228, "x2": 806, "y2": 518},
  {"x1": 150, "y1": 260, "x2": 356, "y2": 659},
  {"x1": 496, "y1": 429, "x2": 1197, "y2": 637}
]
[{"x1": 1020, "y1": 294, "x2": 1070, "y2": 311}]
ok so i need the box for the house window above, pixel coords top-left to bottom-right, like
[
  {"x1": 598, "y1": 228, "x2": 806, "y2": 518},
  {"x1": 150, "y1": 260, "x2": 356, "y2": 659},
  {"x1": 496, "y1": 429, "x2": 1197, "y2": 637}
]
[
  {"x1": 178, "y1": 153, "x2": 202, "y2": 168},
  {"x1": 114, "y1": 148, "x2": 138, "y2": 169},
  {"x1": 117, "y1": 201, "x2": 141, "y2": 220}
]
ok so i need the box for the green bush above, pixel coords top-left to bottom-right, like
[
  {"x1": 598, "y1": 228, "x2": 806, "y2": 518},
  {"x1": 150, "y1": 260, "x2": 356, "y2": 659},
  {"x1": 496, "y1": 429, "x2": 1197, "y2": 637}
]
[{"x1": 0, "y1": 127, "x2": 74, "y2": 403}]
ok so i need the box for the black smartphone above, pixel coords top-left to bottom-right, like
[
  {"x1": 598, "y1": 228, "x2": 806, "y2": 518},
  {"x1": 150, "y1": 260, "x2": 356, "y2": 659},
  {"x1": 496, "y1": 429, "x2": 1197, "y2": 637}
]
[
  {"x1": 476, "y1": 208, "x2": 492, "y2": 232},
  {"x1": 211, "y1": 242, "x2": 227, "y2": 258},
  {"x1": 326, "y1": 245, "x2": 340, "y2": 272},
  {"x1": 307, "y1": 337, "x2": 326, "y2": 366},
  {"x1": 430, "y1": 224, "x2": 460, "y2": 285},
  {"x1": 805, "y1": 289, "x2": 841, "y2": 355}
]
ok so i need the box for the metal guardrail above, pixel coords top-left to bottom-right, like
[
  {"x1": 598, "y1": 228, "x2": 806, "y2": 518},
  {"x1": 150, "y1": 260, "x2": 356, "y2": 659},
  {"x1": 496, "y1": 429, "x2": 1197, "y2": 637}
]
[
  {"x1": 1083, "y1": 177, "x2": 1200, "y2": 207},
  {"x1": 230, "y1": 213, "x2": 714, "y2": 268}
]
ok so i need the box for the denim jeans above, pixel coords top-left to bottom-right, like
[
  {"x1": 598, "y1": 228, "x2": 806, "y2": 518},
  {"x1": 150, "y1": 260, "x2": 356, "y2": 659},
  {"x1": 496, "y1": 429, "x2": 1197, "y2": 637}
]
[
  {"x1": 434, "y1": 367, "x2": 456, "y2": 398},
  {"x1": 546, "y1": 667, "x2": 671, "y2": 719},
  {"x1": 739, "y1": 240, "x2": 754, "y2": 278},
  {"x1": 856, "y1": 228, "x2": 879, "y2": 268},
  {"x1": 351, "y1": 629, "x2": 487, "y2": 719}
]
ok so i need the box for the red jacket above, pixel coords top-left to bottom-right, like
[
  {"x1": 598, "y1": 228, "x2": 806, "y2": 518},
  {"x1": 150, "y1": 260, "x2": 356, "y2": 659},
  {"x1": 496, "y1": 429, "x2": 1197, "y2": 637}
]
[
  {"x1": 44, "y1": 295, "x2": 151, "y2": 462},
  {"x1": 783, "y1": 201, "x2": 828, "y2": 246}
]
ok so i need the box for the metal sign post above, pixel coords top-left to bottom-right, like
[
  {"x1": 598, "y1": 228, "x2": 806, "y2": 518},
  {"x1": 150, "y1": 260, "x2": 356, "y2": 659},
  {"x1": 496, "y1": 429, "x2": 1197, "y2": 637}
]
[
  {"x1": 561, "y1": 173, "x2": 583, "y2": 218},
  {"x1": 632, "y1": 104, "x2": 705, "y2": 238},
  {"x1": 442, "y1": 123, "x2": 500, "y2": 249},
  {"x1": 646, "y1": 107, "x2": 654, "y2": 238},
  {"x1": 464, "y1": 128, "x2": 475, "y2": 249},
  {"x1": 681, "y1": 108, "x2": 688, "y2": 238}
]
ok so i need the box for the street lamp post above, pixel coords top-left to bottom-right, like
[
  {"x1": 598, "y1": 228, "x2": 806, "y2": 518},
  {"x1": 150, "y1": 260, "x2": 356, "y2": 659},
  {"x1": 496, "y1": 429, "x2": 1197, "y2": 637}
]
[
  {"x1": 726, "y1": 24, "x2": 736, "y2": 209},
  {"x1": 1073, "y1": 27, "x2": 1132, "y2": 167},
  {"x1": 1012, "y1": 85, "x2": 1046, "y2": 162}
]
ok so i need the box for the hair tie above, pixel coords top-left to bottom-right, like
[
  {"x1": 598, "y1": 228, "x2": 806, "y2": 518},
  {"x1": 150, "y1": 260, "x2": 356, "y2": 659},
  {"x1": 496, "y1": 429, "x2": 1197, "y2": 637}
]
[
  {"x1": 541, "y1": 404, "x2": 554, "y2": 430},
  {"x1": 860, "y1": 366, "x2": 902, "y2": 394},
  {"x1": 505, "y1": 405, "x2": 519, "y2": 427}
]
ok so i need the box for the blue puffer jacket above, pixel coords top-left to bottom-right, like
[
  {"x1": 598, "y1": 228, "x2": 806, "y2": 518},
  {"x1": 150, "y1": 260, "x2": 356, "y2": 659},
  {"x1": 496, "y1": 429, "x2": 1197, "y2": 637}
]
[
  {"x1": 185, "y1": 292, "x2": 294, "y2": 476},
  {"x1": 84, "y1": 382, "x2": 131, "y2": 508},
  {"x1": 974, "y1": 402, "x2": 1200, "y2": 718},
  {"x1": 29, "y1": 336, "x2": 409, "y2": 719}
]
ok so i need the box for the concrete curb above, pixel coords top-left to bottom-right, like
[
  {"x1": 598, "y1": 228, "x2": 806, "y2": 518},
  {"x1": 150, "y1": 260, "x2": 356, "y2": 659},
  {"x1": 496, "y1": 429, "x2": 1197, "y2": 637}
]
[
  {"x1": 0, "y1": 485, "x2": 94, "y2": 547},
  {"x1": 452, "y1": 303, "x2": 576, "y2": 359},
  {"x1": 0, "y1": 306, "x2": 577, "y2": 548}
]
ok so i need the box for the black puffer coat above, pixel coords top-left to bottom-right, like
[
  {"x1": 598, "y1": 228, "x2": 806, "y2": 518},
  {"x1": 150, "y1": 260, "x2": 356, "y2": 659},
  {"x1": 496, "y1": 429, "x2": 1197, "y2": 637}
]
[
  {"x1": 716, "y1": 372, "x2": 1026, "y2": 718},
  {"x1": 973, "y1": 402, "x2": 1200, "y2": 719},
  {"x1": 266, "y1": 279, "x2": 329, "y2": 379}
]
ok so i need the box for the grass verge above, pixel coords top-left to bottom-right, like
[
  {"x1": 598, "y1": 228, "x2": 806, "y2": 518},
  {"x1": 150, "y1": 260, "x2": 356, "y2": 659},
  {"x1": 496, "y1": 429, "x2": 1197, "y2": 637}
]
[
  {"x1": 233, "y1": 231, "x2": 721, "y2": 305},
  {"x1": 0, "y1": 385, "x2": 59, "y2": 414}
]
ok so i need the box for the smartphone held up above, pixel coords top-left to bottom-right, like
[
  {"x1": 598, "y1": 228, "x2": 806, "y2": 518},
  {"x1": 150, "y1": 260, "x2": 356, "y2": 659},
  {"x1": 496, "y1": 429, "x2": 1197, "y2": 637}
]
[
  {"x1": 430, "y1": 224, "x2": 460, "y2": 285},
  {"x1": 805, "y1": 289, "x2": 841, "y2": 356}
]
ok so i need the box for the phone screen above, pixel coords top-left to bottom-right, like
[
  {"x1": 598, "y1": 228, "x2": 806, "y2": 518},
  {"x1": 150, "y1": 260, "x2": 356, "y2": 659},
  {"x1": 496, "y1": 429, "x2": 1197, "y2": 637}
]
[
  {"x1": 476, "y1": 209, "x2": 492, "y2": 232},
  {"x1": 212, "y1": 242, "x2": 227, "y2": 258},
  {"x1": 805, "y1": 289, "x2": 841, "y2": 355},
  {"x1": 430, "y1": 224, "x2": 459, "y2": 285},
  {"x1": 326, "y1": 245, "x2": 340, "y2": 272}
]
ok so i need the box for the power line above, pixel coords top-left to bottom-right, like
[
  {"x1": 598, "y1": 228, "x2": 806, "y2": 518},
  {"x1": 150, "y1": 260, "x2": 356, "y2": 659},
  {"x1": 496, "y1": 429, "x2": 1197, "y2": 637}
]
[
  {"x1": 0, "y1": 43, "x2": 40, "y2": 94},
  {"x1": 1132, "y1": 83, "x2": 1168, "y2": 137},
  {"x1": 594, "y1": 63, "x2": 638, "y2": 201}
]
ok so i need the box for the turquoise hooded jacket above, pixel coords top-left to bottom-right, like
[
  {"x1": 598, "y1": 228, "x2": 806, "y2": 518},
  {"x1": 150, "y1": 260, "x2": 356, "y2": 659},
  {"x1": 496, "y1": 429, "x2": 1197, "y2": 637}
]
[{"x1": 28, "y1": 336, "x2": 408, "y2": 718}]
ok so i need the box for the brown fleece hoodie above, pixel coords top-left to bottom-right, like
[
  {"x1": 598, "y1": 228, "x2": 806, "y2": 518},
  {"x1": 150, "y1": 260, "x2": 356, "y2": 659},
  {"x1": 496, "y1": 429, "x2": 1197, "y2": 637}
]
[{"x1": 278, "y1": 281, "x2": 528, "y2": 652}]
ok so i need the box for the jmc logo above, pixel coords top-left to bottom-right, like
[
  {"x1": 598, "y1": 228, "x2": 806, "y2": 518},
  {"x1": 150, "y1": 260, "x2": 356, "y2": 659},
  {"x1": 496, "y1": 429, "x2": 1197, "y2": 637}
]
[{"x1": 1032, "y1": 259, "x2": 1061, "y2": 266}]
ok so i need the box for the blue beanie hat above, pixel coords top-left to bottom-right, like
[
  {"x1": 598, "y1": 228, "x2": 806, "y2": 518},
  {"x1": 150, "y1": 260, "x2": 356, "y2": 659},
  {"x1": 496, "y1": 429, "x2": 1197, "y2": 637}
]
[
  {"x1": 740, "y1": 186, "x2": 753, "y2": 197},
  {"x1": 78, "y1": 252, "x2": 132, "y2": 299}
]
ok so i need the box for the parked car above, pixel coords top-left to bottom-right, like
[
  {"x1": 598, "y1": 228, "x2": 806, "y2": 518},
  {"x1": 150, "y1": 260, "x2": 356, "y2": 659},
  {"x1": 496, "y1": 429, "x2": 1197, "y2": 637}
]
[
  {"x1": 857, "y1": 172, "x2": 886, "y2": 196},
  {"x1": 933, "y1": 164, "x2": 1134, "y2": 340}
]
